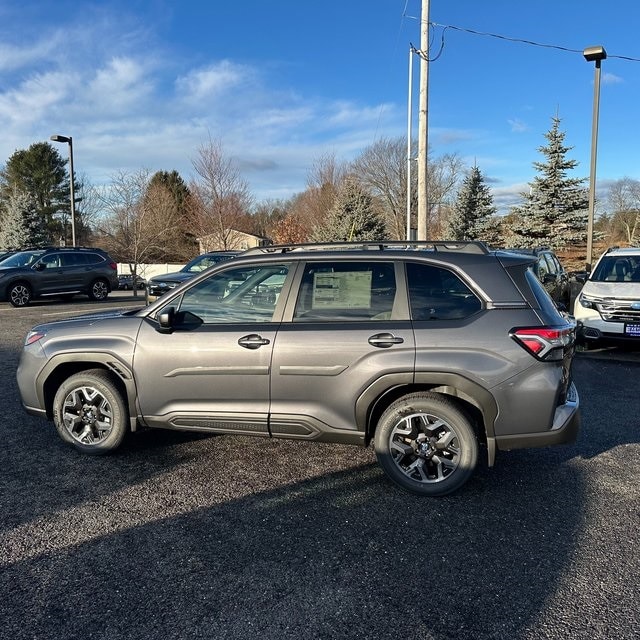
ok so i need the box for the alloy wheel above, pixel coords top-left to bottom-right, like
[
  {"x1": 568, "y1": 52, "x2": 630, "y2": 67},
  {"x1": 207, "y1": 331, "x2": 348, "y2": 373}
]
[
  {"x1": 61, "y1": 385, "x2": 114, "y2": 445},
  {"x1": 388, "y1": 412, "x2": 461, "y2": 484}
]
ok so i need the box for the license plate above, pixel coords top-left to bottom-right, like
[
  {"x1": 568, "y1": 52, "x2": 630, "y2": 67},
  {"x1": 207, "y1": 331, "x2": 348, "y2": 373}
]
[{"x1": 624, "y1": 323, "x2": 640, "y2": 337}]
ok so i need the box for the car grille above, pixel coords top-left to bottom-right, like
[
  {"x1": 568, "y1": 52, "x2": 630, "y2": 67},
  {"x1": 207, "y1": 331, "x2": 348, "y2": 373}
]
[{"x1": 596, "y1": 299, "x2": 640, "y2": 323}]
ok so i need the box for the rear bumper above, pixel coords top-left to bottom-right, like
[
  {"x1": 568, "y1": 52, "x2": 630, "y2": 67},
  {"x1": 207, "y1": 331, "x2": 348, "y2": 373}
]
[{"x1": 495, "y1": 382, "x2": 580, "y2": 451}]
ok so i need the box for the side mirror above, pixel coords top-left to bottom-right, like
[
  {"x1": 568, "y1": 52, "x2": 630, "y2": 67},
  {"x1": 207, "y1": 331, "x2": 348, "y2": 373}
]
[
  {"x1": 157, "y1": 306, "x2": 175, "y2": 334},
  {"x1": 33, "y1": 262, "x2": 46, "y2": 271}
]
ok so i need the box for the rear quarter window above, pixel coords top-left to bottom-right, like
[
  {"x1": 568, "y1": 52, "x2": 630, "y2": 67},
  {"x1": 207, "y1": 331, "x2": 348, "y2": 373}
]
[
  {"x1": 524, "y1": 269, "x2": 561, "y2": 318},
  {"x1": 406, "y1": 262, "x2": 481, "y2": 321}
]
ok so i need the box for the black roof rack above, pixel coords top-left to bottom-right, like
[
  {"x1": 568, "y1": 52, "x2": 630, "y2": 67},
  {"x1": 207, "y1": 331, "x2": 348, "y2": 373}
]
[
  {"x1": 16, "y1": 246, "x2": 107, "y2": 252},
  {"x1": 242, "y1": 240, "x2": 490, "y2": 256}
]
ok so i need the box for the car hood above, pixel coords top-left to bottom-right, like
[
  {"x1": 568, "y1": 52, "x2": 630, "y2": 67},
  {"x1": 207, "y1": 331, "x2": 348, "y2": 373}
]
[
  {"x1": 149, "y1": 271, "x2": 192, "y2": 284},
  {"x1": 32, "y1": 307, "x2": 142, "y2": 333},
  {"x1": 583, "y1": 281, "x2": 640, "y2": 299}
]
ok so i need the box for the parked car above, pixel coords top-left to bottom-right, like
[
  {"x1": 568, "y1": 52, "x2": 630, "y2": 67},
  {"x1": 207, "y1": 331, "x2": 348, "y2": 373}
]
[
  {"x1": 505, "y1": 247, "x2": 570, "y2": 309},
  {"x1": 17, "y1": 241, "x2": 580, "y2": 497},
  {"x1": 145, "y1": 251, "x2": 240, "y2": 304},
  {"x1": 574, "y1": 246, "x2": 640, "y2": 347},
  {"x1": 0, "y1": 250, "x2": 18, "y2": 263},
  {"x1": 118, "y1": 274, "x2": 146, "y2": 290},
  {"x1": 0, "y1": 246, "x2": 118, "y2": 307}
]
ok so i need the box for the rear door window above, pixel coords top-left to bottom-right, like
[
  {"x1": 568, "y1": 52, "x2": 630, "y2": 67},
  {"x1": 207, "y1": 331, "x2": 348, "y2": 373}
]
[
  {"x1": 60, "y1": 253, "x2": 90, "y2": 266},
  {"x1": 292, "y1": 261, "x2": 396, "y2": 321}
]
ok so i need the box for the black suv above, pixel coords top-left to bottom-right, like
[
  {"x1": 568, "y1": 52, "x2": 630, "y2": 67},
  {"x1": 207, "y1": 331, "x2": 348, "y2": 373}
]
[
  {"x1": 18, "y1": 241, "x2": 580, "y2": 496},
  {"x1": 0, "y1": 247, "x2": 118, "y2": 307},
  {"x1": 506, "y1": 247, "x2": 570, "y2": 309}
]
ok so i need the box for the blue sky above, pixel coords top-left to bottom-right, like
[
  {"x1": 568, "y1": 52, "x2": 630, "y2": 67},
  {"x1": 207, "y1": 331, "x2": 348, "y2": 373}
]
[{"x1": 1, "y1": 0, "x2": 639, "y2": 213}]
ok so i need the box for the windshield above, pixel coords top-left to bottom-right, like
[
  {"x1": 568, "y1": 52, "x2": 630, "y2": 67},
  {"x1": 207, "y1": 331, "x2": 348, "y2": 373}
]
[
  {"x1": 0, "y1": 251, "x2": 44, "y2": 268},
  {"x1": 182, "y1": 253, "x2": 233, "y2": 274},
  {"x1": 590, "y1": 255, "x2": 640, "y2": 282}
]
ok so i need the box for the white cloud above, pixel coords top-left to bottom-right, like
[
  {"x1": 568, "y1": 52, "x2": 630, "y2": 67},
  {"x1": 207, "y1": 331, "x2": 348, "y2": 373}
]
[
  {"x1": 0, "y1": 71, "x2": 74, "y2": 128},
  {"x1": 0, "y1": 38, "x2": 59, "y2": 72},
  {"x1": 490, "y1": 182, "x2": 528, "y2": 214},
  {"x1": 508, "y1": 118, "x2": 529, "y2": 133},
  {"x1": 0, "y1": 12, "x2": 405, "y2": 202},
  {"x1": 602, "y1": 72, "x2": 623, "y2": 85},
  {"x1": 432, "y1": 128, "x2": 477, "y2": 145},
  {"x1": 176, "y1": 61, "x2": 250, "y2": 103},
  {"x1": 87, "y1": 57, "x2": 154, "y2": 112}
]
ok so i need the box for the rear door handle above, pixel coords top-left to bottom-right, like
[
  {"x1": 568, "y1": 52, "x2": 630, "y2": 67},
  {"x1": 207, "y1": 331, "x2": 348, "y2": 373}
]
[
  {"x1": 238, "y1": 334, "x2": 270, "y2": 349},
  {"x1": 368, "y1": 333, "x2": 404, "y2": 348}
]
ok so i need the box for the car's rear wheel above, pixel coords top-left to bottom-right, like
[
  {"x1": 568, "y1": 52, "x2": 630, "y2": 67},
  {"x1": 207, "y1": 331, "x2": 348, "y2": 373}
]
[
  {"x1": 88, "y1": 278, "x2": 109, "y2": 301},
  {"x1": 8, "y1": 282, "x2": 32, "y2": 307},
  {"x1": 53, "y1": 370, "x2": 128, "y2": 454},
  {"x1": 374, "y1": 392, "x2": 478, "y2": 496}
]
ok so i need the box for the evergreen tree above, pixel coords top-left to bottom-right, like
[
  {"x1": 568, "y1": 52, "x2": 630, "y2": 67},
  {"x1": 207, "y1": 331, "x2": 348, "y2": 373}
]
[
  {"x1": 0, "y1": 141, "x2": 76, "y2": 243},
  {"x1": 310, "y1": 177, "x2": 385, "y2": 242},
  {"x1": 510, "y1": 116, "x2": 588, "y2": 249},
  {"x1": 148, "y1": 170, "x2": 190, "y2": 209},
  {"x1": 0, "y1": 188, "x2": 49, "y2": 250},
  {"x1": 145, "y1": 170, "x2": 194, "y2": 260},
  {"x1": 445, "y1": 166, "x2": 497, "y2": 241}
]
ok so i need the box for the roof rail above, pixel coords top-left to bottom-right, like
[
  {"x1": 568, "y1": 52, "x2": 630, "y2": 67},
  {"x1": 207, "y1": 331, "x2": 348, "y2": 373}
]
[{"x1": 241, "y1": 240, "x2": 490, "y2": 256}]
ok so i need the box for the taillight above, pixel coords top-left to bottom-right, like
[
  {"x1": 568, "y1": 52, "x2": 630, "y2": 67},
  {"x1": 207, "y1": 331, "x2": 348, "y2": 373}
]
[
  {"x1": 510, "y1": 325, "x2": 575, "y2": 361},
  {"x1": 109, "y1": 262, "x2": 117, "y2": 270}
]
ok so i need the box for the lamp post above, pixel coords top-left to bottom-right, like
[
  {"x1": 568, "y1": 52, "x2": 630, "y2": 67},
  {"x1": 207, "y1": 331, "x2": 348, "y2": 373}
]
[
  {"x1": 583, "y1": 45, "x2": 606, "y2": 272},
  {"x1": 50, "y1": 134, "x2": 76, "y2": 247}
]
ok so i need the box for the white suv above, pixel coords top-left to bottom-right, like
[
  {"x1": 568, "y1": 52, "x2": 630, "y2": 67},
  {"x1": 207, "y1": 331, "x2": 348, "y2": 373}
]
[{"x1": 574, "y1": 246, "x2": 640, "y2": 346}]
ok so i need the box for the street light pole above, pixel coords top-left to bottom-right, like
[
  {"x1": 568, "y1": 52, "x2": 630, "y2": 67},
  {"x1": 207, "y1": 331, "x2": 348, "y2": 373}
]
[
  {"x1": 583, "y1": 45, "x2": 607, "y2": 272},
  {"x1": 50, "y1": 134, "x2": 77, "y2": 247}
]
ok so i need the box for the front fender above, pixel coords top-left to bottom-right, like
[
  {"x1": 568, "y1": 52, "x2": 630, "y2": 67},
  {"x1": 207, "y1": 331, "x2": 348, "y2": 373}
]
[{"x1": 36, "y1": 352, "x2": 139, "y2": 431}]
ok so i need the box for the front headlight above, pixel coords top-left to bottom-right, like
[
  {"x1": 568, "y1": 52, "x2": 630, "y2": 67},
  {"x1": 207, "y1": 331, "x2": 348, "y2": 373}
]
[
  {"x1": 578, "y1": 293, "x2": 599, "y2": 309},
  {"x1": 25, "y1": 329, "x2": 47, "y2": 345}
]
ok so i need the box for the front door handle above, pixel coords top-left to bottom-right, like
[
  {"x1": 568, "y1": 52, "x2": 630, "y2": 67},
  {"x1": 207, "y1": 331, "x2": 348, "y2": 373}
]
[
  {"x1": 368, "y1": 333, "x2": 404, "y2": 348},
  {"x1": 238, "y1": 334, "x2": 270, "y2": 349}
]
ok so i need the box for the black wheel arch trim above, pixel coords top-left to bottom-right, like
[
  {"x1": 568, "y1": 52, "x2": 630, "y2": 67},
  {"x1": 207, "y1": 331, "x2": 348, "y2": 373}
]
[
  {"x1": 36, "y1": 352, "x2": 139, "y2": 431},
  {"x1": 356, "y1": 371, "x2": 499, "y2": 465}
]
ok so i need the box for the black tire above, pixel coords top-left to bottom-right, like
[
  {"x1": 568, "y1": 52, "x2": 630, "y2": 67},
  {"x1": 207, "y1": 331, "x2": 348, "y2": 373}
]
[
  {"x1": 88, "y1": 278, "x2": 109, "y2": 301},
  {"x1": 53, "y1": 369, "x2": 128, "y2": 454},
  {"x1": 8, "y1": 282, "x2": 32, "y2": 307},
  {"x1": 374, "y1": 392, "x2": 478, "y2": 496}
]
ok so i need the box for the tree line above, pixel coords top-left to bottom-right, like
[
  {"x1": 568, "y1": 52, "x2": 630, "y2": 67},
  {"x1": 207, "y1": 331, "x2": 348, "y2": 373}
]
[{"x1": 1, "y1": 116, "x2": 638, "y2": 268}]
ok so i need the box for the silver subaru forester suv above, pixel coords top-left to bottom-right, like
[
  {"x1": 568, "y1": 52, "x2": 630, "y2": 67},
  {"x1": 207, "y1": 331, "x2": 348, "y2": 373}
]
[{"x1": 17, "y1": 241, "x2": 580, "y2": 496}]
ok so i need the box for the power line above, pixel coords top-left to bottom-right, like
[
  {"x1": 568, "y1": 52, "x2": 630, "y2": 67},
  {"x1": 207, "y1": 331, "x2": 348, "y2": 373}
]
[{"x1": 426, "y1": 21, "x2": 640, "y2": 63}]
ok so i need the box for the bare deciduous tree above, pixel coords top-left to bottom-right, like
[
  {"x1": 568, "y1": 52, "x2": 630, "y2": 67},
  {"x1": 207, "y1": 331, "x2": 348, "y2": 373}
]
[
  {"x1": 351, "y1": 136, "x2": 407, "y2": 239},
  {"x1": 188, "y1": 139, "x2": 252, "y2": 250},
  {"x1": 287, "y1": 152, "x2": 347, "y2": 237},
  {"x1": 96, "y1": 169, "x2": 184, "y2": 292},
  {"x1": 426, "y1": 152, "x2": 466, "y2": 239},
  {"x1": 606, "y1": 177, "x2": 640, "y2": 244},
  {"x1": 350, "y1": 137, "x2": 464, "y2": 240}
]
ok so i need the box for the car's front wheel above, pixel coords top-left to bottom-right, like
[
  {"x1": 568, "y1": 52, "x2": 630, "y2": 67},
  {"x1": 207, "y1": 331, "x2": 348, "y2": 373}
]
[
  {"x1": 88, "y1": 278, "x2": 109, "y2": 301},
  {"x1": 8, "y1": 282, "x2": 32, "y2": 307},
  {"x1": 53, "y1": 370, "x2": 128, "y2": 454},
  {"x1": 374, "y1": 392, "x2": 478, "y2": 496}
]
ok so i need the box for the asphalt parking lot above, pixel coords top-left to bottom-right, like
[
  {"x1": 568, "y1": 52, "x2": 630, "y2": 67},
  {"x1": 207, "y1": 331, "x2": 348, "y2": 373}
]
[{"x1": 0, "y1": 293, "x2": 638, "y2": 640}]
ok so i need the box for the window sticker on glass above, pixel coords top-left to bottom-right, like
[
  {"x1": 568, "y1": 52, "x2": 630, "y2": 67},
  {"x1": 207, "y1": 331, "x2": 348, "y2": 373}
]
[{"x1": 312, "y1": 271, "x2": 372, "y2": 309}]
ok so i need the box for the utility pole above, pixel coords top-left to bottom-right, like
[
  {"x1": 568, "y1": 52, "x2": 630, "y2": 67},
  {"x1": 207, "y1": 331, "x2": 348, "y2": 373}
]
[{"x1": 416, "y1": 0, "x2": 430, "y2": 240}]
